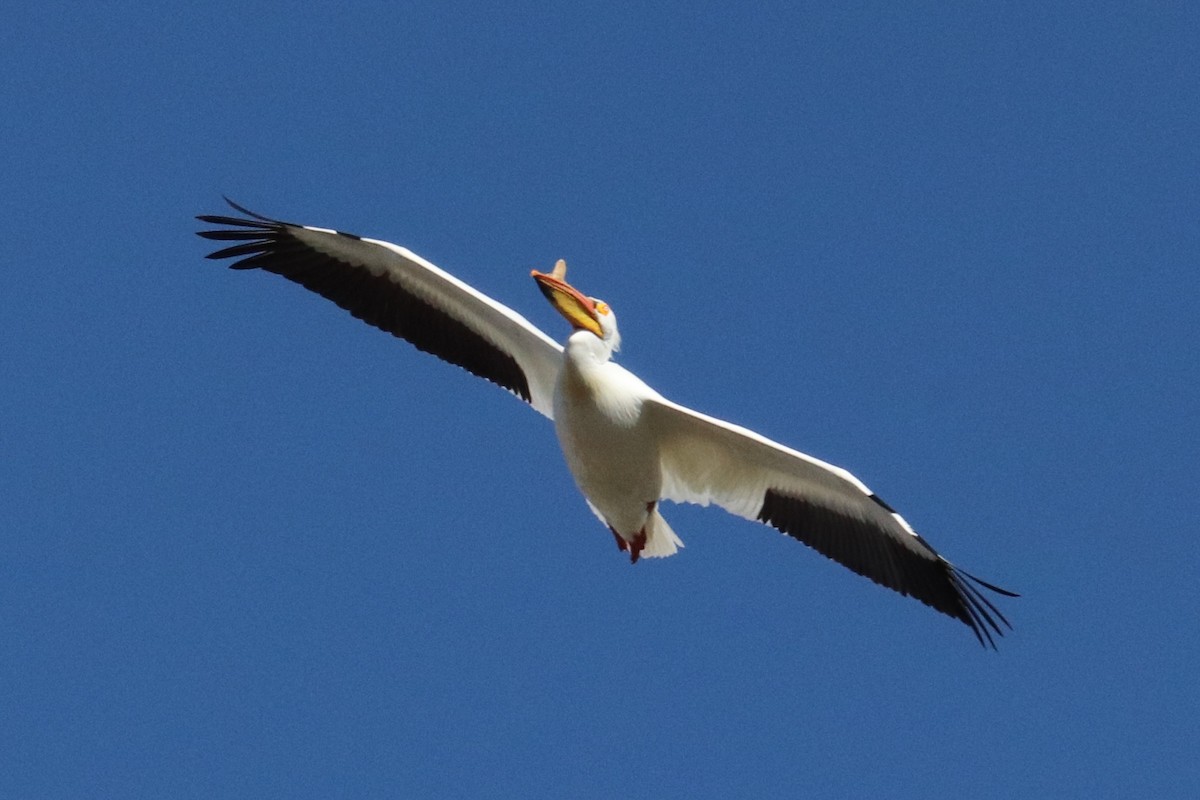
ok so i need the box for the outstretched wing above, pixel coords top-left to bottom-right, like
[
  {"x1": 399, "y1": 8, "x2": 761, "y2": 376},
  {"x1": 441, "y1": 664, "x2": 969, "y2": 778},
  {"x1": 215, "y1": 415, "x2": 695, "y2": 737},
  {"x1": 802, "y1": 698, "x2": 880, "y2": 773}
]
[
  {"x1": 647, "y1": 398, "x2": 1016, "y2": 647},
  {"x1": 197, "y1": 199, "x2": 563, "y2": 417}
]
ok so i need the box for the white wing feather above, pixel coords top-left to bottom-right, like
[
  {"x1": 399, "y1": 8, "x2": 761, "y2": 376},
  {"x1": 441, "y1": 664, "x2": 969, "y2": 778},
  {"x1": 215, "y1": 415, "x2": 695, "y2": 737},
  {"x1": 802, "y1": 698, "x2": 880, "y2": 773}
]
[
  {"x1": 199, "y1": 201, "x2": 563, "y2": 418},
  {"x1": 291, "y1": 228, "x2": 563, "y2": 416},
  {"x1": 648, "y1": 397, "x2": 910, "y2": 540}
]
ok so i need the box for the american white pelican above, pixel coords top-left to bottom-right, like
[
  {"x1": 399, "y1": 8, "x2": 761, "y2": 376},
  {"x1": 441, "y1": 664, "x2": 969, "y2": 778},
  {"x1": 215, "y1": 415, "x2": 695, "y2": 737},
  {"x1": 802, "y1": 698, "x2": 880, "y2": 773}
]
[{"x1": 197, "y1": 199, "x2": 1016, "y2": 647}]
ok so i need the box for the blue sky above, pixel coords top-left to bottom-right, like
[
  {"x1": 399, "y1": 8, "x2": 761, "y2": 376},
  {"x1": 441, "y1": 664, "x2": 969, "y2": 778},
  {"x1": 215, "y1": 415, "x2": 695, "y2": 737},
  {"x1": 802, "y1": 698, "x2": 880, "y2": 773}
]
[{"x1": 3, "y1": 2, "x2": 1198, "y2": 797}]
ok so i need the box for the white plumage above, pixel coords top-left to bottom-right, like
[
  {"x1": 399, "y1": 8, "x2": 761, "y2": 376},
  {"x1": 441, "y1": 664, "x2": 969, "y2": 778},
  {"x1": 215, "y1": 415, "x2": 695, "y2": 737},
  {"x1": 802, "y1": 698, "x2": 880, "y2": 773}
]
[{"x1": 198, "y1": 199, "x2": 1016, "y2": 647}]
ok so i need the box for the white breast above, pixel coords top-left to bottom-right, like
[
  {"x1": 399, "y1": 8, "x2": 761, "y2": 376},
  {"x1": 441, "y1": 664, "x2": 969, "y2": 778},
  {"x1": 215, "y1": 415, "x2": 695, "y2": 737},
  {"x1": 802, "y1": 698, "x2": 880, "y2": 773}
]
[{"x1": 552, "y1": 333, "x2": 663, "y2": 536}]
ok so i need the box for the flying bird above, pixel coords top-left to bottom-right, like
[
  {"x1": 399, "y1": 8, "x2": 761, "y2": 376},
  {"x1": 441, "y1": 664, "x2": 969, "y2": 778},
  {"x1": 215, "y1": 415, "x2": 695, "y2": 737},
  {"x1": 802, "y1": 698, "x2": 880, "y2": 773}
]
[{"x1": 197, "y1": 199, "x2": 1016, "y2": 647}]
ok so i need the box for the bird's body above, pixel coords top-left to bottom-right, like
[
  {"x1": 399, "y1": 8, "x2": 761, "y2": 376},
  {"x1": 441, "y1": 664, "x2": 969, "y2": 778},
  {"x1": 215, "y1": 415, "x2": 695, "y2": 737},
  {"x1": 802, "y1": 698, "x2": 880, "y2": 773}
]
[
  {"x1": 554, "y1": 330, "x2": 681, "y2": 559},
  {"x1": 197, "y1": 199, "x2": 1016, "y2": 646}
]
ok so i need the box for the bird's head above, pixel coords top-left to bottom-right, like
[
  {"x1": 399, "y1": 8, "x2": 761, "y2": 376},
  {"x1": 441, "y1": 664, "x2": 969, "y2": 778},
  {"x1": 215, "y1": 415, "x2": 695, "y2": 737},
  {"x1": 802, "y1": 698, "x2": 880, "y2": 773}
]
[{"x1": 531, "y1": 260, "x2": 620, "y2": 352}]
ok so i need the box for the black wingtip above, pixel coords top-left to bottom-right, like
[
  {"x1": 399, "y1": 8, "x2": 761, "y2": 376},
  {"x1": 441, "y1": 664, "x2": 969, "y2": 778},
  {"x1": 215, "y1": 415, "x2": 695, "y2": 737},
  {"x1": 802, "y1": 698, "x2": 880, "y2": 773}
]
[
  {"x1": 195, "y1": 198, "x2": 277, "y2": 225},
  {"x1": 946, "y1": 566, "x2": 1017, "y2": 649},
  {"x1": 959, "y1": 569, "x2": 1021, "y2": 598},
  {"x1": 220, "y1": 195, "x2": 277, "y2": 222},
  {"x1": 196, "y1": 198, "x2": 285, "y2": 265}
]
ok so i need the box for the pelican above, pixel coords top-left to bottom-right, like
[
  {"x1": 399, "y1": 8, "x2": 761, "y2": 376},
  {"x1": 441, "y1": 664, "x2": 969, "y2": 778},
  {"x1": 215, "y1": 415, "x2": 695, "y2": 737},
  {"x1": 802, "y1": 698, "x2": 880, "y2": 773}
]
[{"x1": 197, "y1": 199, "x2": 1016, "y2": 647}]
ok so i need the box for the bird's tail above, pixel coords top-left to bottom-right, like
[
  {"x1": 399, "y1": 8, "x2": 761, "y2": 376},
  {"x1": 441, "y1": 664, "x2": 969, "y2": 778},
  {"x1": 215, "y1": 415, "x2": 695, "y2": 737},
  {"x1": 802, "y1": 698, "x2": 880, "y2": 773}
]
[{"x1": 641, "y1": 510, "x2": 684, "y2": 559}]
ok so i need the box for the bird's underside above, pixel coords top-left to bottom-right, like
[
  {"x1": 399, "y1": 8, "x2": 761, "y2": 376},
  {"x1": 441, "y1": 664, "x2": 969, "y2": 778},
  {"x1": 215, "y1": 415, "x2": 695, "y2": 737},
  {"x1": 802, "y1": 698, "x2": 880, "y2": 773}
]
[{"x1": 197, "y1": 198, "x2": 1017, "y2": 647}]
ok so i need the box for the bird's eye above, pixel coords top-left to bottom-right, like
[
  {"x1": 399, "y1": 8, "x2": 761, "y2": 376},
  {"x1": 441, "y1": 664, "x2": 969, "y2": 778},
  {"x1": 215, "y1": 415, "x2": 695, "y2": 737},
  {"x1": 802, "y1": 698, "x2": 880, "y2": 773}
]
[{"x1": 595, "y1": 301, "x2": 610, "y2": 316}]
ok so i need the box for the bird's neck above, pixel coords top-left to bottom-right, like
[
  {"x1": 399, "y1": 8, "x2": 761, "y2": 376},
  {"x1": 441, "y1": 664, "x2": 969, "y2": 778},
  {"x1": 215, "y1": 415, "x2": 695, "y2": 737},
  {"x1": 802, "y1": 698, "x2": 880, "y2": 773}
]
[{"x1": 565, "y1": 330, "x2": 613, "y2": 369}]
